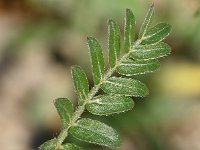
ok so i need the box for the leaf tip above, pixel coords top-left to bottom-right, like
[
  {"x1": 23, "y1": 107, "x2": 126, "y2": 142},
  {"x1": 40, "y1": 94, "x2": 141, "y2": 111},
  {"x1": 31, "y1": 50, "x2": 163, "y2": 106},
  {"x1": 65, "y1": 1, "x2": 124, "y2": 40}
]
[
  {"x1": 87, "y1": 36, "x2": 93, "y2": 41},
  {"x1": 150, "y1": 2, "x2": 155, "y2": 8},
  {"x1": 108, "y1": 19, "x2": 118, "y2": 29},
  {"x1": 126, "y1": 8, "x2": 131, "y2": 13},
  {"x1": 108, "y1": 19, "x2": 113, "y2": 24},
  {"x1": 54, "y1": 97, "x2": 61, "y2": 105},
  {"x1": 87, "y1": 36, "x2": 99, "y2": 45},
  {"x1": 71, "y1": 65, "x2": 81, "y2": 72},
  {"x1": 161, "y1": 22, "x2": 172, "y2": 37},
  {"x1": 54, "y1": 97, "x2": 68, "y2": 104},
  {"x1": 125, "y1": 8, "x2": 134, "y2": 18}
]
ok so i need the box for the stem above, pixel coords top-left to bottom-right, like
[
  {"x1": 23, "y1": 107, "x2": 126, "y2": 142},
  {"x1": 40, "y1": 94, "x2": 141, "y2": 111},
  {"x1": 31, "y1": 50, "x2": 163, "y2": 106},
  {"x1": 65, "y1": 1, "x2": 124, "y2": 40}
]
[{"x1": 56, "y1": 41, "x2": 140, "y2": 147}]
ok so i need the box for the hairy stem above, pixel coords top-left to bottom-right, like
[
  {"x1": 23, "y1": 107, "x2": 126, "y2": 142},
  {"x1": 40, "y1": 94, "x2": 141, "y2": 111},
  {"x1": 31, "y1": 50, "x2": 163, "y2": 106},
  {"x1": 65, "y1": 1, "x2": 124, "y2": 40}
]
[{"x1": 56, "y1": 41, "x2": 140, "y2": 147}]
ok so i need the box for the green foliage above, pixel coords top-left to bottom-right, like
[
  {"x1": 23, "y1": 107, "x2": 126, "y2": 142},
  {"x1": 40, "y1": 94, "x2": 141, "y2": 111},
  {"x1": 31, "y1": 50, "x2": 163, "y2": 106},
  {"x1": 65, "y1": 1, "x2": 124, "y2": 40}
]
[
  {"x1": 124, "y1": 8, "x2": 135, "y2": 53},
  {"x1": 117, "y1": 59, "x2": 160, "y2": 75},
  {"x1": 101, "y1": 77, "x2": 149, "y2": 97},
  {"x1": 40, "y1": 4, "x2": 171, "y2": 150},
  {"x1": 88, "y1": 37, "x2": 105, "y2": 85},
  {"x1": 108, "y1": 20, "x2": 121, "y2": 68},
  {"x1": 140, "y1": 23, "x2": 171, "y2": 45},
  {"x1": 86, "y1": 95, "x2": 134, "y2": 115},
  {"x1": 54, "y1": 98, "x2": 73, "y2": 129},
  {"x1": 138, "y1": 3, "x2": 155, "y2": 39},
  {"x1": 72, "y1": 66, "x2": 89, "y2": 105},
  {"x1": 130, "y1": 42, "x2": 171, "y2": 59},
  {"x1": 69, "y1": 118, "x2": 121, "y2": 147}
]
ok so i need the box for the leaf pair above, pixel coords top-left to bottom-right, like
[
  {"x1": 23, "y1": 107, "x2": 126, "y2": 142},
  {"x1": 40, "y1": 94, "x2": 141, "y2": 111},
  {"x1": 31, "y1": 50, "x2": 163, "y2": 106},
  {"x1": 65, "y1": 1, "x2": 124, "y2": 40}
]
[
  {"x1": 138, "y1": 3, "x2": 171, "y2": 46},
  {"x1": 54, "y1": 98, "x2": 121, "y2": 148},
  {"x1": 116, "y1": 4, "x2": 171, "y2": 77}
]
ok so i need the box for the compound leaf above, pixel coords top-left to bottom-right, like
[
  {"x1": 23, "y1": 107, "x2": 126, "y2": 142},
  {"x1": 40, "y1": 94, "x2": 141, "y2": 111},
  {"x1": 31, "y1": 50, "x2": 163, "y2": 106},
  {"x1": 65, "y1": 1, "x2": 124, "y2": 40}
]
[
  {"x1": 138, "y1": 3, "x2": 155, "y2": 39},
  {"x1": 124, "y1": 8, "x2": 136, "y2": 53},
  {"x1": 72, "y1": 65, "x2": 89, "y2": 105},
  {"x1": 88, "y1": 37, "x2": 105, "y2": 85},
  {"x1": 40, "y1": 139, "x2": 57, "y2": 150},
  {"x1": 141, "y1": 23, "x2": 171, "y2": 45},
  {"x1": 108, "y1": 20, "x2": 121, "y2": 68},
  {"x1": 117, "y1": 59, "x2": 160, "y2": 75},
  {"x1": 54, "y1": 98, "x2": 73, "y2": 129},
  {"x1": 101, "y1": 77, "x2": 149, "y2": 97},
  {"x1": 40, "y1": 5, "x2": 172, "y2": 150},
  {"x1": 69, "y1": 118, "x2": 121, "y2": 148},
  {"x1": 130, "y1": 42, "x2": 171, "y2": 59},
  {"x1": 86, "y1": 95, "x2": 134, "y2": 115}
]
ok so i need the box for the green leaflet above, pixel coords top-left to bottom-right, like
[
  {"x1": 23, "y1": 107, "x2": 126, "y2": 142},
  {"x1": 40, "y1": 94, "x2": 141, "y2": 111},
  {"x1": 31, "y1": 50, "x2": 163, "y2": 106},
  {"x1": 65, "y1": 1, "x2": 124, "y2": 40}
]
[
  {"x1": 138, "y1": 3, "x2": 155, "y2": 39},
  {"x1": 130, "y1": 42, "x2": 171, "y2": 59},
  {"x1": 72, "y1": 65, "x2": 89, "y2": 105},
  {"x1": 54, "y1": 98, "x2": 73, "y2": 129},
  {"x1": 108, "y1": 20, "x2": 121, "y2": 68},
  {"x1": 87, "y1": 37, "x2": 105, "y2": 85},
  {"x1": 117, "y1": 59, "x2": 160, "y2": 75},
  {"x1": 124, "y1": 9, "x2": 135, "y2": 53},
  {"x1": 101, "y1": 77, "x2": 149, "y2": 97},
  {"x1": 40, "y1": 139, "x2": 57, "y2": 150},
  {"x1": 141, "y1": 23, "x2": 171, "y2": 45},
  {"x1": 69, "y1": 118, "x2": 121, "y2": 148},
  {"x1": 86, "y1": 95, "x2": 134, "y2": 115},
  {"x1": 60, "y1": 143, "x2": 83, "y2": 150}
]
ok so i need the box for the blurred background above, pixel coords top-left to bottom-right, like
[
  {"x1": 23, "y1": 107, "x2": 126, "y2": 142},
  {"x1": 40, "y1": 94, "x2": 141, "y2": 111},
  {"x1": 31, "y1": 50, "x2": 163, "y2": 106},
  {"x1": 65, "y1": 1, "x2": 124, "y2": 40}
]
[{"x1": 0, "y1": 0, "x2": 200, "y2": 150}]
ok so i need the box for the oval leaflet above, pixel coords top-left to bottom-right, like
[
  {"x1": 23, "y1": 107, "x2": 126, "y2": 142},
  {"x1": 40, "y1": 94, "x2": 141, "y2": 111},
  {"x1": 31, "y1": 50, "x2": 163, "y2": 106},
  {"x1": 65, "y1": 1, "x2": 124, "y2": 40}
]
[
  {"x1": 86, "y1": 95, "x2": 134, "y2": 115},
  {"x1": 130, "y1": 42, "x2": 171, "y2": 60},
  {"x1": 54, "y1": 98, "x2": 73, "y2": 129},
  {"x1": 69, "y1": 118, "x2": 121, "y2": 148},
  {"x1": 117, "y1": 59, "x2": 160, "y2": 75},
  {"x1": 101, "y1": 77, "x2": 149, "y2": 97}
]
